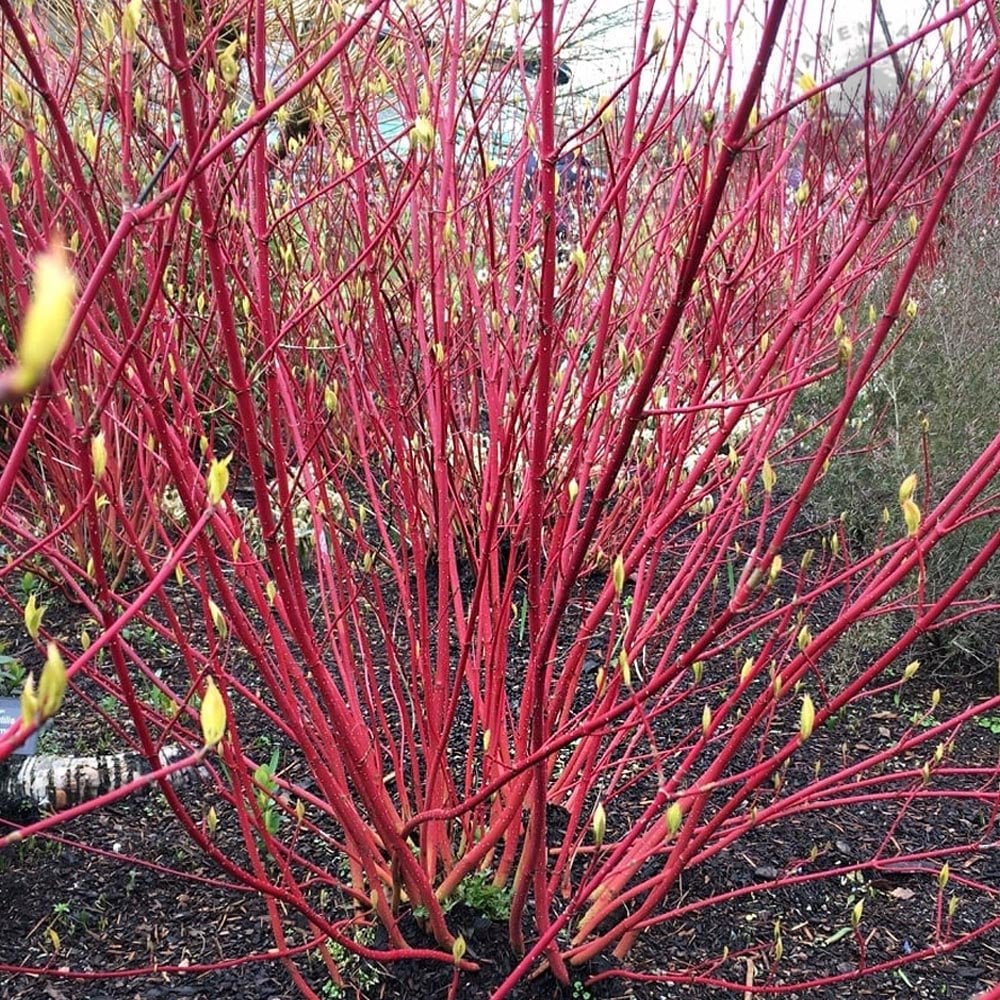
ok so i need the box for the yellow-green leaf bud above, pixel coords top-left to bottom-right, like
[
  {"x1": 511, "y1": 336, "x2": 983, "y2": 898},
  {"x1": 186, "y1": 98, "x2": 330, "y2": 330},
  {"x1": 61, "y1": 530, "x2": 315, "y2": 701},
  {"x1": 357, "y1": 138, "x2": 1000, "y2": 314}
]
[
  {"x1": 20, "y1": 672, "x2": 38, "y2": 726},
  {"x1": 206, "y1": 453, "x2": 233, "y2": 506},
  {"x1": 6, "y1": 76, "x2": 29, "y2": 113},
  {"x1": 618, "y1": 648, "x2": 631, "y2": 687},
  {"x1": 612, "y1": 553, "x2": 625, "y2": 596},
  {"x1": 38, "y1": 642, "x2": 67, "y2": 718},
  {"x1": 91, "y1": 431, "x2": 107, "y2": 481},
  {"x1": 899, "y1": 474, "x2": 918, "y2": 504},
  {"x1": 761, "y1": 457, "x2": 776, "y2": 494},
  {"x1": 208, "y1": 598, "x2": 227, "y2": 638},
  {"x1": 799, "y1": 693, "x2": 815, "y2": 741},
  {"x1": 200, "y1": 677, "x2": 226, "y2": 747},
  {"x1": 12, "y1": 240, "x2": 76, "y2": 394},
  {"x1": 121, "y1": 0, "x2": 142, "y2": 44},
  {"x1": 665, "y1": 800, "x2": 683, "y2": 834},
  {"x1": 24, "y1": 592, "x2": 44, "y2": 640},
  {"x1": 592, "y1": 801, "x2": 606, "y2": 847}
]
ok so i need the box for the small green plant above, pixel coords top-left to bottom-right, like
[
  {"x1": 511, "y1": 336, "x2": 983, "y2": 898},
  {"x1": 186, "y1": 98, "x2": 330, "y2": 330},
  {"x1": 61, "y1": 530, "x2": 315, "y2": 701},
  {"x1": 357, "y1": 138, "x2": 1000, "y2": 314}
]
[
  {"x1": 450, "y1": 870, "x2": 512, "y2": 922},
  {"x1": 0, "y1": 643, "x2": 26, "y2": 695},
  {"x1": 319, "y1": 926, "x2": 381, "y2": 999},
  {"x1": 976, "y1": 714, "x2": 1000, "y2": 736},
  {"x1": 571, "y1": 980, "x2": 594, "y2": 1000},
  {"x1": 253, "y1": 747, "x2": 283, "y2": 836},
  {"x1": 19, "y1": 570, "x2": 40, "y2": 598},
  {"x1": 142, "y1": 671, "x2": 179, "y2": 718}
]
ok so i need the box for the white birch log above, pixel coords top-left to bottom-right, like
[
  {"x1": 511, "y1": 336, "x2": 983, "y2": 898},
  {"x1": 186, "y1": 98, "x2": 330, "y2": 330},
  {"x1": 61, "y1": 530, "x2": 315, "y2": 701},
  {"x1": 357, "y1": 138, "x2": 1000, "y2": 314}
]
[{"x1": 0, "y1": 746, "x2": 200, "y2": 816}]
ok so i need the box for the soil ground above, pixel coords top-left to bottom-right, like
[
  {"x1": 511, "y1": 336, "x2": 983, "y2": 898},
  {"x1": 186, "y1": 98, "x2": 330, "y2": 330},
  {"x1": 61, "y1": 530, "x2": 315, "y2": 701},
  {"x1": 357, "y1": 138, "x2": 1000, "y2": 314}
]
[{"x1": 1, "y1": 566, "x2": 999, "y2": 1000}]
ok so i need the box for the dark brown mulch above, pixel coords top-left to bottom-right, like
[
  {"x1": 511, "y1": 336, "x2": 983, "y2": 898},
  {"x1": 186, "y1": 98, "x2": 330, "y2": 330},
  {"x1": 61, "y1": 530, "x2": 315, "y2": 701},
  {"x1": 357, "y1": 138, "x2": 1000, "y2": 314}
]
[{"x1": 1, "y1": 563, "x2": 999, "y2": 999}]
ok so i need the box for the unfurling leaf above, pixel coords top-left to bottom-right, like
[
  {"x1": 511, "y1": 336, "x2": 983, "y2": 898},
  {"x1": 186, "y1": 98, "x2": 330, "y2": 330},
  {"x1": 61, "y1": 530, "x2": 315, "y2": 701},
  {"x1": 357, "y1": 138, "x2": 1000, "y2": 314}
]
[
  {"x1": 206, "y1": 453, "x2": 233, "y2": 506},
  {"x1": 200, "y1": 677, "x2": 227, "y2": 747},
  {"x1": 901, "y1": 497, "x2": 921, "y2": 536},
  {"x1": 899, "y1": 474, "x2": 918, "y2": 505},
  {"x1": 324, "y1": 384, "x2": 338, "y2": 413},
  {"x1": 218, "y1": 40, "x2": 240, "y2": 86},
  {"x1": 121, "y1": 0, "x2": 142, "y2": 44},
  {"x1": 799, "y1": 693, "x2": 815, "y2": 741},
  {"x1": 208, "y1": 598, "x2": 227, "y2": 639},
  {"x1": 452, "y1": 934, "x2": 466, "y2": 964},
  {"x1": 410, "y1": 115, "x2": 435, "y2": 150}
]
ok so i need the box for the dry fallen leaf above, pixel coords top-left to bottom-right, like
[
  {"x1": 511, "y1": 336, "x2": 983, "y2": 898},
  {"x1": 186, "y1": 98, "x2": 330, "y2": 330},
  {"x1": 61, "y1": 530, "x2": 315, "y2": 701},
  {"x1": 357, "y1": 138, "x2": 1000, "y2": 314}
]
[{"x1": 889, "y1": 886, "x2": 916, "y2": 900}]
